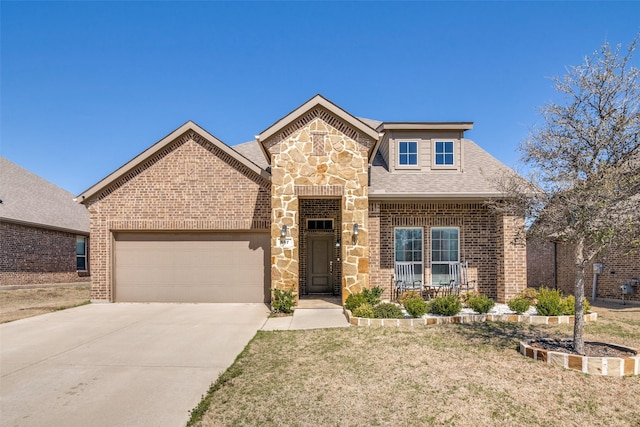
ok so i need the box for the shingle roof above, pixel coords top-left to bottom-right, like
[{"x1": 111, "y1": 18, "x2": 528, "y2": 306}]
[
  {"x1": 233, "y1": 140, "x2": 270, "y2": 169},
  {"x1": 369, "y1": 139, "x2": 513, "y2": 199},
  {"x1": 0, "y1": 157, "x2": 89, "y2": 233}
]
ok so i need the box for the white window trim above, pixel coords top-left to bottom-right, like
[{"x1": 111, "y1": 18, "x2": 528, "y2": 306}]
[
  {"x1": 432, "y1": 140, "x2": 457, "y2": 169},
  {"x1": 394, "y1": 227, "x2": 424, "y2": 283},
  {"x1": 396, "y1": 140, "x2": 420, "y2": 169},
  {"x1": 430, "y1": 227, "x2": 460, "y2": 284}
]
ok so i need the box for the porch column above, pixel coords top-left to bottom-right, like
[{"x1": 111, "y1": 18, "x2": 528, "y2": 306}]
[{"x1": 495, "y1": 214, "x2": 527, "y2": 302}]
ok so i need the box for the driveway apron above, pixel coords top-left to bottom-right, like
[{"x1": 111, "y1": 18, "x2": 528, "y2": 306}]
[{"x1": 0, "y1": 303, "x2": 269, "y2": 427}]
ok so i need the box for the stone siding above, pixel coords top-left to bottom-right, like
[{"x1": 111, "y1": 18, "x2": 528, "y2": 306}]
[
  {"x1": 369, "y1": 202, "x2": 527, "y2": 303},
  {"x1": 0, "y1": 221, "x2": 89, "y2": 286},
  {"x1": 265, "y1": 111, "x2": 376, "y2": 303},
  {"x1": 84, "y1": 132, "x2": 271, "y2": 301}
]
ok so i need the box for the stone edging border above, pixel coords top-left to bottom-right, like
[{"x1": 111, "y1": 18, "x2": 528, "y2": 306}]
[
  {"x1": 344, "y1": 309, "x2": 598, "y2": 327},
  {"x1": 520, "y1": 339, "x2": 640, "y2": 376}
]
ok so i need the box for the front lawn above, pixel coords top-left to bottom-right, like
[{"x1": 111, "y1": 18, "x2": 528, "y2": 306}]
[{"x1": 190, "y1": 302, "x2": 640, "y2": 427}]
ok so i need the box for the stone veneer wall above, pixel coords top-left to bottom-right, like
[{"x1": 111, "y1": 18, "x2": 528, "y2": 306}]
[
  {"x1": 369, "y1": 202, "x2": 527, "y2": 303},
  {"x1": 0, "y1": 221, "x2": 89, "y2": 286},
  {"x1": 83, "y1": 132, "x2": 271, "y2": 301},
  {"x1": 265, "y1": 112, "x2": 375, "y2": 303}
]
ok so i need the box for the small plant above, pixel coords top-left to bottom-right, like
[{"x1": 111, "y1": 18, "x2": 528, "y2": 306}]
[
  {"x1": 271, "y1": 288, "x2": 295, "y2": 314},
  {"x1": 535, "y1": 287, "x2": 564, "y2": 316},
  {"x1": 397, "y1": 290, "x2": 421, "y2": 305},
  {"x1": 403, "y1": 297, "x2": 428, "y2": 318},
  {"x1": 362, "y1": 286, "x2": 384, "y2": 306},
  {"x1": 344, "y1": 293, "x2": 368, "y2": 312},
  {"x1": 467, "y1": 294, "x2": 495, "y2": 314},
  {"x1": 352, "y1": 303, "x2": 375, "y2": 318},
  {"x1": 373, "y1": 303, "x2": 404, "y2": 319},
  {"x1": 561, "y1": 295, "x2": 591, "y2": 315},
  {"x1": 429, "y1": 295, "x2": 462, "y2": 316},
  {"x1": 507, "y1": 297, "x2": 531, "y2": 314},
  {"x1": 517, "y1": 287, "x2": 539, "y2": 304}
]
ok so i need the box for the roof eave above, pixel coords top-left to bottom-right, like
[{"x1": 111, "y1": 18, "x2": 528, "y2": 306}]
[
  {"x1": 0, "y1": 217, "x2": 89, "y2": 235},
  {"x1": 376, "y1": 122, "x2": 474, "y2": 131},
  {"x1": 368, "y1": 192, "x2": 504, "y2": 201},
  {"x1": 77, "y1": 121, "x2": 270, "y2": 203},
  {"x1": 255, "y1": 94, "x2": 381, "y2": 146}
]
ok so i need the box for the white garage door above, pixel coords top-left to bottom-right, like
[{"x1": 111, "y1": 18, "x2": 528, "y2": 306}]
[{"x1": 113, "y1": 232, "x2": 270, "y2": 303}]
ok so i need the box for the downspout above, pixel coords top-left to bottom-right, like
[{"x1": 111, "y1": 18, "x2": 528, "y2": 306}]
[
  {"x1": 592, "y1": 262, "x2": 603, "y2": 301},
  {"x1": 553, "y1": 242, "x2": 558, "y2": 290}
]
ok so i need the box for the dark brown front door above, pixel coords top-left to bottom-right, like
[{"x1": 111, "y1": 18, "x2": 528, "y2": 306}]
[{"x1": 308, "y1": 235, "x2": 333, "y2": 294}]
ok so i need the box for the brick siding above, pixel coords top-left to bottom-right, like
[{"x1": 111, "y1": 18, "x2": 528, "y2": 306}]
[
  {"x1": 539, "y1": 242, "x2": 640, "y2": 302},
  {"x1": 526, "y1": 238, "x2": 556, "y2": 288},
  {"x1": 0, "y1": 221, "x2": 89, "y2": 286},
  {"x1": 369, "y1": 202, "x2": 527, "y2": 303},
  {"x1": 84, "y1": 134, "x2": 271, "y2": 301}
]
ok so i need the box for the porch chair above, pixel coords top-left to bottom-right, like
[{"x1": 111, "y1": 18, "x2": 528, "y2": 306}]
[
  {"x1": 449, "y1": 261, "x2": 477, "y2": 296},
  {"x1": 394, "y1": 262, "x2": 422, "y2": 299}
]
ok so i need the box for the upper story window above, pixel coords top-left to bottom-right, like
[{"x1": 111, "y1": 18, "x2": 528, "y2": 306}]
[
  {"x1": 398, "y1": 141, "x2": 418, "y2": 166},
  {"x1": 434, "y1": 141, "x2": 454, "y2": 166}
]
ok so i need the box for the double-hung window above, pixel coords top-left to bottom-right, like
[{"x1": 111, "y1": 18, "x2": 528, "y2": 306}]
[
  {"x1": 434, "y1": 141, "x2": 454, "y2": 166},
  {"x1": 76, "y1": 236, "x2": 88, "y2": 271},
  {"x1": 394, "y1": 228, "x2": 423, "y2": 282},
  {"x1": 431, "y1": 228, "x2": 459, "y2": 283},
  {"x1": 398, "y1": 141, "x2": 418, "y2": 166}
]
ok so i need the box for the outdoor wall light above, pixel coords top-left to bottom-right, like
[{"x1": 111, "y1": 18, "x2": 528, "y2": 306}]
[
  {"x1": 280, "y1": 224, "x2": 288, "y2": 245},
  {"x1": 352, "y1": 223, "x2": 359, "y2": 244}
]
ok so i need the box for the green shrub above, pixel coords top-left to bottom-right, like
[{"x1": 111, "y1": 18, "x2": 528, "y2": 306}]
[
  {"x1": 345, "y1": 293, "x2": 368, "y2": 312},
  {"x1": 535, "y1": 287, "x2": 564, "y2": 316},
  {"x1": 362, "y1": 286, "x2": 384, "y2": 306},
  {"x1": 271, "y1": 288, "x2": 295, "y2": 313},
  {"x1": 373, "y1": 303, "x2": 404, "y2": 319},
  {"x1": 429, "y1": 295, "x2": 462, "y2": 316},
  {"x1": 517, "y1": 287, "x2": 539, "y2": 303},
  {"x1": 507, "y1": 297, "x2": 531, "y2": 314},
  {"x1": 397, "y1": 290, "x2": 421, "y2": 304},
  {"x1": 403, "y1": 297, "x2": 428, "y2": 318},
  {"x1": 561, "y1": 295, "x2": 591, "y2": 315},
  {"x1": 467, "y1": 294, "x2": 495, "y2": 314},
  {"x1": 352, "y1": 303, "x2": 375, "y2": 318}
]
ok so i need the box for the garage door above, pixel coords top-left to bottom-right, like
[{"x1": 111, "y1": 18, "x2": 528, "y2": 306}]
[{"x1": 113, "y1": 232, "x2": 270, "y2": 303}]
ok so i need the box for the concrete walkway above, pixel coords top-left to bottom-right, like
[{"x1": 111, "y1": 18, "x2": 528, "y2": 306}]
[
  {"x1": 0, "y1": 303, "x2": 269, "y2": 427},
  {"x1": 261, "y1": 297, "x2": 350, "y2": 330}
]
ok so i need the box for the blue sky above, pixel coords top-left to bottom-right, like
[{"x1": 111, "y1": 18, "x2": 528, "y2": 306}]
[{"x1": 2, "y1": 1, "x2": 639, "y2": 195}]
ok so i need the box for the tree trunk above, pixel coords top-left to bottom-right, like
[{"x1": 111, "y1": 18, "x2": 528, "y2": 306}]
[{"x1": 573, "y1": 239, "x2": 586, "y2": 355}]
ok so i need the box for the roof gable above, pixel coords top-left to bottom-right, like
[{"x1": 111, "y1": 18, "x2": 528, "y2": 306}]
[
  {"x1": 255, "y1": 95, "x2": 381, "y2": 163},
  {"x1": 0, "y1": 157, "x2": 89, "y2": 233},
  {"x1": 78, "y1": 121, "x2": 270, "y2": 204}
]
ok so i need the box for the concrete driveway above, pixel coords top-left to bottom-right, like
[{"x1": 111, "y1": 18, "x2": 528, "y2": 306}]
[{"x1": 0, "y1": 303, "x2": 269, "y2": 427}]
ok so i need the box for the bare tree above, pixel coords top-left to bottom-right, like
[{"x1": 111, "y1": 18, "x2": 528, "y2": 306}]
[{"x1": 503, "y1": 36, "x2": 640, "y2": 354}]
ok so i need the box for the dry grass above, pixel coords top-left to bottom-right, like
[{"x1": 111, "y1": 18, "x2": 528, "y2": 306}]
[
  {"x1": 192, "y1": 301, "x2": 640, "y2": 427},
  {"x1": 0, "y1": 285, "x2": 91, "y2": 323}
]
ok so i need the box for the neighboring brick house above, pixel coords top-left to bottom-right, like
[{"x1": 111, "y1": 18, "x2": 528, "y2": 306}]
[
  {"x1": 528, "y1": 239, "x2": 640, "y2": 303},
  {"x1": 1, "y1": 157, "x2": 90, "y2": 286},
  {"x1": 79, "y1": 95, "x2": 527, "y2": 304}
]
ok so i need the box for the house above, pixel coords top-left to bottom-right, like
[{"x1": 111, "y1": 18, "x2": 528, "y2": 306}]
[
  {"x1": 78, "y1": 95, "x2": 527, "y2": 304},
  {"x1": 528, "y1": 239, "x2": 640, "y2": 303},
  {"x1": 0, "y1": 157, "x2": 90, "y2": 286}
]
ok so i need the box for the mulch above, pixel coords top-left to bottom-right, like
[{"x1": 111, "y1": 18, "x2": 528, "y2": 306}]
[{"x1": 530, "y1": 339, "x2": 637, "y2": 357}]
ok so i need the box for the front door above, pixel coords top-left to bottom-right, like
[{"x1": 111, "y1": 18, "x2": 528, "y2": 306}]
[{"x1": 307, "y1": 235, "x2": 333, "y2": 294}]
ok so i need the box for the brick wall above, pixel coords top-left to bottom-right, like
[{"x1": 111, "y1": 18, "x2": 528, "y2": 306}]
[
  {"x1": 554, "y1": 243, "x2": 640, "y2": 302},
  {"x1": 299, "y1": 198, "x2": 342, "y2": 296},
  {"x1": 369, "y1": 202, "x2": 527, "y2": 302},
  {"x1": 0, "y1": 221, "x2": 89, "y2": 286},
  {"x1": 526, "y1": 238, "x2": 556, "y2": 288},
  {"x1": 84, "y1": 133, "x2": 271, "y2": 301}
]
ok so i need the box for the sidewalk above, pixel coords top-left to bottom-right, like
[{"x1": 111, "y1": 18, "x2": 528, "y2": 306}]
[{"x1": 261, "y1": 297, "x2": 350, "y2": 330}]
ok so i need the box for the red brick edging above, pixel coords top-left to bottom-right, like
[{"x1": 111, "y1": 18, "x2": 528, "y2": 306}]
[{"x1": 520, "y1": 339, "x2": 639, "y2": 376}]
